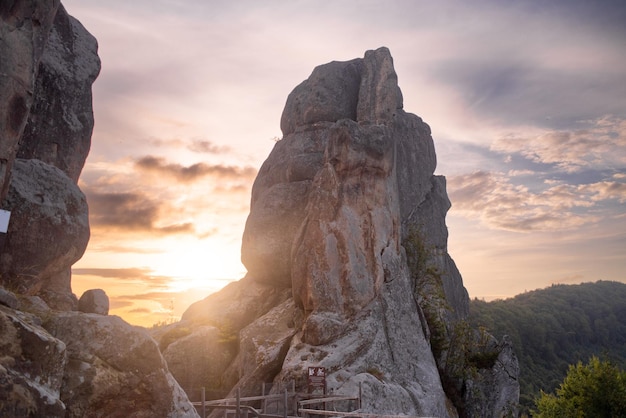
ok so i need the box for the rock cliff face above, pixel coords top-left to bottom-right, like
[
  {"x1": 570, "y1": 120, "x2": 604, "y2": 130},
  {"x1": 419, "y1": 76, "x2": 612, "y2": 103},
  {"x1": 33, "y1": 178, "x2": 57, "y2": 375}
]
[
  {"x1": 0, "y1": 2, "x2": 199, "y2": 416},
  {"x1": 170, "y1": 48, "x2": 519, "y2": 417},
  {"x1": 1, "y1": 4, "x2": 98, "y2": 310}
]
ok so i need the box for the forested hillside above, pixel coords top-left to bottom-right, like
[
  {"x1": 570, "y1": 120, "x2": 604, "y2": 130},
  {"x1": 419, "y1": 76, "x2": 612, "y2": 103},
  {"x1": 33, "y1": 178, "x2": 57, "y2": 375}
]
[{"x1": 469, "y1": 281, "x2": 626, "y2": 413}]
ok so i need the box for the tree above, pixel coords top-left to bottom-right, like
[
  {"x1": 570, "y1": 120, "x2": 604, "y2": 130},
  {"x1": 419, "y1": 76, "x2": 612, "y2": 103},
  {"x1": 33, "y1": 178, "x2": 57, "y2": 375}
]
[{"x1": 533, "y1": 356, "x2": 626, "y2": 417}]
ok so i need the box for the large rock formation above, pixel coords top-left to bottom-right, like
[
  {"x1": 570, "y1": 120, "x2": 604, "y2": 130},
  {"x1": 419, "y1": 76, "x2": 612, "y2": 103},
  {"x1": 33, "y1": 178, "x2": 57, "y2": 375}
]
[
  {"x1": 0, "y1": 2, "x2": 200, "y2": 416},
  {"x1": 1, "y1": 4, "x2": 98, "y2": 309},
  {"x1": 167, "y1": 48, "x2": 519, "y2": 417}
]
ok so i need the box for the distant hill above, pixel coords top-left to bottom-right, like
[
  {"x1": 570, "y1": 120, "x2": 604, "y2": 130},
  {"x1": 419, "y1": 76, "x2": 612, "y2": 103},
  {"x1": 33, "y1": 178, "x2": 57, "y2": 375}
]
[{"x1": 469, "y1": 281, "x2": 626, "y2": 413}]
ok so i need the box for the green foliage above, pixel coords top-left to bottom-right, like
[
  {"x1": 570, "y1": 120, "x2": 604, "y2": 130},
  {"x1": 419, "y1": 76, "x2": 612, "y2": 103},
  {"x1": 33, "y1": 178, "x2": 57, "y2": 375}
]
[
  {"x1": 403, "y1": 225, "x2": 449, "y2": 358},
  {"x1": 469, "y1": 281, "x2": 626, "y2": 415},
  {"x1": 215, "y1": 320, "x2": 239, "y2": 353},
  {"x1": 159, "y1": 326, "x2": 192, "y2": 352},
  {"x1": 366, "y1": 366, "x2": 384, "y2": 381},
  {"x1": 404, "y1": 225, "x2": 506, "y2": 415},
  {"x1": 533, "y1": 356, "x2": 626, "y2": 417}
]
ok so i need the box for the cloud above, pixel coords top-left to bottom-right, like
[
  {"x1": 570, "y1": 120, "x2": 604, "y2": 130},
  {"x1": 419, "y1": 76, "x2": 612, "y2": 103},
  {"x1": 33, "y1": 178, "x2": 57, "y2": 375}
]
[
  {"x1": 134, "y1": 156, "x2": 257, "y2": 183},
  {"x1": 72, "y1": 267, "x2": 171, "y2": 287},
  {"x1": 445, "y1": 171, "x2": 626, "y2": 232},
  {"x1": 85, "y1": 189, "x2": 195, "y2": 235},
  {"x1": 578, "y1": 181, "x2": 626, "y2": 203},
  {"x1": 127, "y1": 307, "x2": 152, "y2": 314},
  {"x1": 491, "y1": 116, "x2": 626, "y2": 173},
  {"x1": 147, "y1": 138, "x2": 231, "y2": 154},
  {"x1": 83, "y1": 244, "x2": 165, "y2": 254},
  {"x1": 73, "y1": 267, "x2": 154, "y2": 278},
  {"x1": 188, "y1": 139, "x2": 230, "y2": 154}
]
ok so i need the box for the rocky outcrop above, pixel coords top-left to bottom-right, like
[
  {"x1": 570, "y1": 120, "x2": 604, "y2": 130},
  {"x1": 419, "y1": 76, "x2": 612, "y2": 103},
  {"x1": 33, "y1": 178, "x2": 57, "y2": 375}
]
[
  {"x1": 0, "y1": 159, "x2": 89, "y2": 310},
  {"x1": 0, "y1": 299, "x2": 199, "y2": 418},
  {"x1": 0, "y1": 2, "x2": 199, "y2": 416},
  {"x1": 17, "y1": 5, "x2": 100, "y2": 182},
  {"x1": 0, "y1": 305, "x2": 67, "y2": 417},
  {"x1": 0, "y1": 2, "x2": 98, "y2": 308},
  {"x1": 0, "y1": 0, "x2": 61, "y2": 200},
  {"x1": 46, "y1": 312, "x2": 198, "y2": 418},
  {"x1": 170, "y1": 47, "x2": 519, "y2": 417}
]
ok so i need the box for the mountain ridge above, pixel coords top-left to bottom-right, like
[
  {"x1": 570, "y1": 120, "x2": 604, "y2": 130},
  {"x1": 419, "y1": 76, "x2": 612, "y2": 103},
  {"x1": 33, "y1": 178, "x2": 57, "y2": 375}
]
[{"x1": 469, "y1": 280, "x2": 626, "y2": 414}]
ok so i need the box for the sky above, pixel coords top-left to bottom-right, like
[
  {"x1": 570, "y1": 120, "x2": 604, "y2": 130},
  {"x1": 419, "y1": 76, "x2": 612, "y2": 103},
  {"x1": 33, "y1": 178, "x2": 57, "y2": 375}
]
[{"x1": 61, "y1": 0, "x2": 626, "y2": 327}]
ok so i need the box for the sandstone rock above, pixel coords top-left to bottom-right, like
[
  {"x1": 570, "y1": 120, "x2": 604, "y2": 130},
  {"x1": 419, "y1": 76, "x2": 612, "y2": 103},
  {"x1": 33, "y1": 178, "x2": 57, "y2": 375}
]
[
  {"x1": 45, "y1": 312, "x2": 199, "y2": 418},
  {"x1": 0, "y1": 159, "x2": 89, "y2": 310},
  {"x1": 182, "y1": 275, "x2": 291, "y2": 330},
  {"x1": 461, "y1": 335, "x2": 520, "y2": 418},
  {"x1": 0, "y1": 306, "x2": 67, "y2": 417},
  {"x1": 0, "y1": 0, "x2": 60, "y2": 201},
  {"x1": 174, "y1": 47, "x2": 518, "y2": 417},
  {"x1": 17, "y1": 5, "x2": 100, "y2": 182},
  {"x1": 163, "y1": 325, "x2": 237, "y2": 400},
  {"x1": 78, "y1": 288, "x2": 109, "y2": 315},
  {"x1": 222, "y1": 299, "x2": 299, "y2": 397},
  {"x1": 280, "y1": 58, "x2": 363, "y2": 136},
  {"x1": 0, "y1": 286, "x2": 19, "y2": 309}
]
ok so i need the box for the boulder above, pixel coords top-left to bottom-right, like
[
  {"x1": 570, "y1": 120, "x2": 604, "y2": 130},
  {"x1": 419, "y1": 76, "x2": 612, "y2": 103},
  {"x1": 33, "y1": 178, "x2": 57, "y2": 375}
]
[
  {"x1": 78, "y1": 288, "x2": 109, "y2": 315},
  {"x1": 45, "y1": 312, "x2": 199, "y2": 418},
  {"x1": 0, "y1": 159, "x2": 89, "y2": 310}
]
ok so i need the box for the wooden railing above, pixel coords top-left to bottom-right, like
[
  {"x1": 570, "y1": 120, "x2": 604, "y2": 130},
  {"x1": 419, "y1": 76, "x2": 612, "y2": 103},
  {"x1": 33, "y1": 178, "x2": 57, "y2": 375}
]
[{"x1": 191, "y1": 383, "x2": 438, "y2": 418}]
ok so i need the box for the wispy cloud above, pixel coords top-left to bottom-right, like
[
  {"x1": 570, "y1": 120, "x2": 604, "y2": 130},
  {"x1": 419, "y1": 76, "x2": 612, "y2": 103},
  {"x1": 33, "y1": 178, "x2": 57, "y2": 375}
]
[
  {"x1": 147, "y1": 138, "x2": 231, "y2": 154},
  {"x1": 72, "y1": 267, "x2": 171, "y2": 287},
  {"x1": 446, "y1": 170, "x2": 626, "y2": 232},
  {"x1": 85, "y1": 189, "x2": 195, "y2": 235},
  {"x1": 492, "y1": 116, "x2": 626, "y2": 173},
  {"x1": 134, "y1": 156, "x2": 257, "y2": 183}
]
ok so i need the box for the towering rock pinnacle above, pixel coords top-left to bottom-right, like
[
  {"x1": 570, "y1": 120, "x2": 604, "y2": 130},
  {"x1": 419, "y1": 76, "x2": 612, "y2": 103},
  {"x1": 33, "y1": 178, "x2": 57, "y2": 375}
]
[{"x1": 179, "y1": 47, "x2": 520, "y2": 417}]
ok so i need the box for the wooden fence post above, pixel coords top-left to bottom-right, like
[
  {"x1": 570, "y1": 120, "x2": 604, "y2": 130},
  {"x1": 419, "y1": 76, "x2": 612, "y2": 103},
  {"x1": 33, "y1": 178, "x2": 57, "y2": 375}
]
[
  {"x1": 236, "y1": 387, "x2": 241, "y2": 418},
  {"x1": 201, "y1": 387, "x2": 206, "y2": 418}
]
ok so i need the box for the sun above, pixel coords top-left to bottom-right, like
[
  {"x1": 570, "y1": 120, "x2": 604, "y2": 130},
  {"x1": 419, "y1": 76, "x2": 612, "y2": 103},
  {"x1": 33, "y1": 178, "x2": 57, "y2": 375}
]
[{"x1": 149, "y1": 235, "x2": 246, "y2": 293}]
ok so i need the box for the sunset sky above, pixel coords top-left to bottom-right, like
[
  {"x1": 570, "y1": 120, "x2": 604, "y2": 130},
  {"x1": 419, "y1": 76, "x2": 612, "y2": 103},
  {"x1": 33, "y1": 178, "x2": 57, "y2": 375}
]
[{"x1": 61, "y1": 0, "x2": 626, "y2": 327}]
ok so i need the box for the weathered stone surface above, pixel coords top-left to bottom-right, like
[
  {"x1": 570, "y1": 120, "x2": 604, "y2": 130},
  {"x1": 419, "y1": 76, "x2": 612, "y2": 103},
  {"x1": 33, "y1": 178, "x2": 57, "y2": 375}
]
[
  {"x1": 462, "y1": 335, "x2": 520, "y2": 418},
  {"x1": 0, "y1": 306, "x2": 67, "y2": 417},
  {"x1": 0, "y1": 0, "x2": 60, "y2": 201},
  {"x1": 0, "y1": 159, "x2": 89, "y2": 310},
  {"x1": 182, "y1": 275, "x2": 291, "y2": 330},
  {"x1": 222, "y1": 299, "x2": 299, "y2": 397},
  {"x1": 162, "y1": 325, "x2": 237, "y2": 401},
  {"x1": 280, "y1": 58, "x2": 363, "y2": 136},
  {"x1": 175, "y1": 47, "x2": 518, "y2": 417},
  {"x1": 45, "y1": 312, "x2": 199, "y2": 418},
  {"x1": 0, "y1": 286, "x2": 19, "y2": 309},
  {"x1": 78, "y1": 288, "x2": 109, "y2": 315},
  {"x1": 0, "y1": 1, "x2": 98, "y2": 308},
  {"x1": 17, "y1": 5, "x2": 100, "y2": 182}
]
